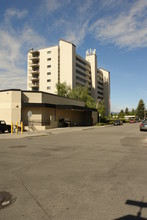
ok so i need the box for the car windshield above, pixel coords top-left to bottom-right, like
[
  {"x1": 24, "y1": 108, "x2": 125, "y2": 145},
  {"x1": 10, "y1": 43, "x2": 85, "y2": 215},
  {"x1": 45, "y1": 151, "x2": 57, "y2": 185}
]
[{"x1": 143, "y1": 120, "x2": 147, "y2": 124}]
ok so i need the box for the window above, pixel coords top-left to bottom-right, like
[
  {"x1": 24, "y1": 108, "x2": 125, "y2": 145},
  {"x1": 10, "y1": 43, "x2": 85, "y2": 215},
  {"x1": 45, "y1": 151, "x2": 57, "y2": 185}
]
[
  {"x1": 47, "y1": 51, "x2": 51, "y2": 54},
  {"x1": 47, "y1": 79, "x2": 51, "y2": 82},
  {"x1": 47, "y1": 86, "x2": 51, "y2": 90},
  {"x1": 47, "y1": 72, "x2": 51, "y2": 75},
  {"x1": 47, "y1": 65, "x2": 51, "y2": 68},
  {"x1": 47, "y1": 58, "x2": 51, "y2": 61}
]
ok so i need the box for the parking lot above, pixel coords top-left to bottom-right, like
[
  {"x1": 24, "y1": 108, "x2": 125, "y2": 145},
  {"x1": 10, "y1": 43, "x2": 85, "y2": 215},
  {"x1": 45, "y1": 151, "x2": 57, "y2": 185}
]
[{"x1": 0, "y1": 123, "x2": 147, "y2": 220}]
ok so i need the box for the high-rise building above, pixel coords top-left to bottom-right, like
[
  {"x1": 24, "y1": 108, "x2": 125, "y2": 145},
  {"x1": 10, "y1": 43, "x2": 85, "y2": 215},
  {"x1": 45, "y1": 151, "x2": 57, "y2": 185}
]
[{"x1": 27, "y1": 39, "x2": 110, "y2": 115}]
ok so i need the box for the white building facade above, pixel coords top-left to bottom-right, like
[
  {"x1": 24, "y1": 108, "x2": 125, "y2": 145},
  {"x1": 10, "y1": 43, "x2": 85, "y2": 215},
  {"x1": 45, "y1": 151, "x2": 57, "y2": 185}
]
[{"x1": 27, "y1": 39, "x2": 110, "y2": 116}]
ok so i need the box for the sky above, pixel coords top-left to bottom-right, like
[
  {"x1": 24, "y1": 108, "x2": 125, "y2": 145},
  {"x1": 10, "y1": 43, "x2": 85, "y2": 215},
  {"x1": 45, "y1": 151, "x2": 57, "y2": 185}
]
[{"x1": 0, "y1": 0, "x2": 147, "y2": 112}]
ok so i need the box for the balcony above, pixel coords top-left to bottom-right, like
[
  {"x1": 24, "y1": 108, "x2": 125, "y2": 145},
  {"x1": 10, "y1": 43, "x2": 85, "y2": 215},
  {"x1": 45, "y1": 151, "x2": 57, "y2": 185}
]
[
  {"x1": 29, "y1": 70, "x2": 39, "y2": 75},
  {"x1": 29, "y1": 82, "x2": 39, "y2": 88},
  {"x1": 29, "y1": 62, "x2": 39, "y2": 67},
  {"x1": 30, "y1": 50, "x2": 39, "y2": 56},
  {"x1": 29, "y1": 76, "x2": 39, "y2": 81},
  {"x1": 29, "y1": 55, "x2": 39, "y2": 61}
]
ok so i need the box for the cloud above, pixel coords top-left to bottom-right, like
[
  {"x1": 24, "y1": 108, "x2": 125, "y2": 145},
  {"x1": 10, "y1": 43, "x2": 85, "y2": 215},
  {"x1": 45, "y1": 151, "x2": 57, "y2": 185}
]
[
  {"x1": 1, "y1": 0, "x2": 147, "y2": 91},
  {"x1": 0, "y1": 9, "x2": 47, "y2": 90},
  {"x1": 77, "y1": 0, "x2": 93, "y2": 15},
  {"x1": 20, "y1": 26, "x2": 47, "y2": 50},
  {"x1": 41, "y1": 0, "x2": 71, "y2": 14},
  {"x1": 4, "y1": 8, "x2": 28, "y2": 24},
  {"x1": 63, "y1": 19, "x2": 90, "y2": 46},
  {"x1": 90, "y1": 0, "x2": 147, "y2": 49},
  {"x1": 50, "y1": 0, "x2": 94, "y2": 46}
]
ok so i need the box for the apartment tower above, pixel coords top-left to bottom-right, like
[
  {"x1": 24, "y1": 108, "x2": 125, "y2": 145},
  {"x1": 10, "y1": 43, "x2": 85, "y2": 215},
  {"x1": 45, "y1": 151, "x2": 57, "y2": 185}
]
[{"x1": 27, "y1": 39, "x2": 110, "y2": 115}]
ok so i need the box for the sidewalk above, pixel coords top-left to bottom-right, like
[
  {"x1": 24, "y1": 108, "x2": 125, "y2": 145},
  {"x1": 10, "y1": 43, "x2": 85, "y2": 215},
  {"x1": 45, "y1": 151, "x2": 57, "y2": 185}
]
[{"x1": 0, "y1": 126, "x2": 99, "y2": 139}]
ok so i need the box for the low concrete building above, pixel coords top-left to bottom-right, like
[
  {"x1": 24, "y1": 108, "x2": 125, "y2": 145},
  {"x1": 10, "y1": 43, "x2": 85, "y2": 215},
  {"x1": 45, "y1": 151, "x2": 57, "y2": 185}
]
[{"x1": 0, "y1": 89, "x2": 97, "y2": 130}]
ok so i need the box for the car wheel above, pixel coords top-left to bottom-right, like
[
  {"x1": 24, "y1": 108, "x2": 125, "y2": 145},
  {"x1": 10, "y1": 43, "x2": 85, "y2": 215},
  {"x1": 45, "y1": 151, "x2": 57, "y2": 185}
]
[{"x1": 8, "y1": 128, "x2": 11, "y2": 133}]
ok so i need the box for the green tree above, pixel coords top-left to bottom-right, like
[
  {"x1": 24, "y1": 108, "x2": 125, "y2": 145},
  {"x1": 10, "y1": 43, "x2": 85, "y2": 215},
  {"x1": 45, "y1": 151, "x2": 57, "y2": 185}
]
[
  {"x1": 68, "y1": 86, "x2": 96, "y2": 108},
  {"x1": 125, "y1": 107, "x2": 129, "y2": 115},
  {"x1": 130, "y1": 108, "x2": 136, "y2": 115},
  {"x1": 56, "y1": 83, "x2": 96, "y2": 108},
  {"x1": 118, "y1": 110, "x2": 125, "y2": 118},
  {"x1": 56, "y1": 82, "x2": 71, "y2": 97},
  {"x1": 97, "y1": 100, "x2": 105, "y2": 118},
  {"x1": 136, "y1": 99, "x2": 145, "y2": 119}
]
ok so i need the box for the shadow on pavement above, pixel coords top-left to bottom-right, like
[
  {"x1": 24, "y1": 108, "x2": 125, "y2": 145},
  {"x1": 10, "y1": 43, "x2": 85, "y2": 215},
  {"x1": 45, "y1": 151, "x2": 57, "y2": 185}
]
[{"x1": 115, "y1": 198, "x2": 147, "y2": 220}]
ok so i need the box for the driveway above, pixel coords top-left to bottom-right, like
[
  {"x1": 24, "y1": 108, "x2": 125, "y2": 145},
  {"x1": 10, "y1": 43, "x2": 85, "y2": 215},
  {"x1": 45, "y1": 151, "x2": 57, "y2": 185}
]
[{"x1": 0, "y1": 123, "x2": 147, "y2": 220}]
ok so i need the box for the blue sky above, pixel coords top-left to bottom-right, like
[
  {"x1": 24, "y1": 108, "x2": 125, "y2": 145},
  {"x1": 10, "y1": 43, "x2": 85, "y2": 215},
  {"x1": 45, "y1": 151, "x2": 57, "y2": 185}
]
[{"x1": 0, "y1": 0, "x2": 147, "y2": 112}]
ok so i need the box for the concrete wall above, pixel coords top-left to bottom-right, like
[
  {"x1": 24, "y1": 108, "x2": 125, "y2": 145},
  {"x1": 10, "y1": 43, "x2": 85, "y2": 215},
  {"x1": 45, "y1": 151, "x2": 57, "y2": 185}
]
[
  {"x1": 0, "y1": 90, "x2": 21, "y2": 125},
  {"x1": 39, "y1": 46, "x2": 59, "y2": 94},
  {"x1": 22, "y1": 91, "x2": 42, "y2": 103},
  {"x1": 22, "y1": 91, "x2": 85, "y2": 107},
  {"x1": 86, "y1": 53, "x2": 97, "y2": 101},
  {"x1": 99, "y1": 68, "x2": 110, "y2": 116},
  {"x1": 42, "y1": 92, "x2": 85, "y2": 107},
  {"x1": 59, "y1": 40, "x2": 76, "y2": 88},
  {"x1": 92, "y1": 111, "x2": 98, "y2": 125},
  {"x1": 0, "y1": 91, "x2": 12, "y2": 124},
  {"x1": 22, "y1": 106, "x2": 56, "y2": 126}
]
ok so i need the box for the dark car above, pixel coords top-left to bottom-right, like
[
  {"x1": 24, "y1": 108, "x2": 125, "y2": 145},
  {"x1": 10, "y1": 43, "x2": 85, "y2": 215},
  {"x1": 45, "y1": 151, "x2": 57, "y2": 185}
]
[
  {"x1": 114, "y1": 120, "x2": 123, "y2": 126},
  {"x1": 58, "y1": 118, "x2": 71, "y2": 127},
  {"x1": 0, "y1": 120, "x2": 11, "y2": 133},
  {"x1": 140, "y1": 120, "x2": 147, "y2": 131}
]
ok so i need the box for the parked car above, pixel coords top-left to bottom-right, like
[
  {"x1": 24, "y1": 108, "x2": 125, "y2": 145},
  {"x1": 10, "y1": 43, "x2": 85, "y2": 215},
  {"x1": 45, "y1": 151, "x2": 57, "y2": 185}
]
[
  {"x1": 0, "y1": 120, "x2": 11, "y2": 133},
  {"x1": 58, "y1": 118, "x2": 71, "y2": 127},
  {"x1": 140, "y1": 120, "x2": 147, "y2": 131},
  {"x1": 114, "y1": 120, "x2": 123, "y2": 126}
]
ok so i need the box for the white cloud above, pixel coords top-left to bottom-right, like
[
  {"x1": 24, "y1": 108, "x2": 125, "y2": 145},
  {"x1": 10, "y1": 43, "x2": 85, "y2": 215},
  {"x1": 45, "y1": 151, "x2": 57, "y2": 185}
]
[
  {"x1": 44, "y1": 0, "x2": 62, "y2": 12},
  {"x1": 77, "y1": 0, "x2": 93, "y2": 15},
  {"x1": 42, "y1": 0, "x2": 71, "y2": 14},
  {"x1": 1, "y1": 0, "x2": 147, "y2": 91},
  {"x1": 20, "y1": 26, "x2": 46, "y2": 50},
  {"x1": 51, "y1": 0, "x2": 93, "y2": 47},
  {"x1": 0, "y1": 9, "x2": 47, "y2": 90},
  {"x1": 4, "y1": 8, "x2": 28, "y2": 24},
  {"x1": 64, "y1": 19, "x2": 90, "y2": 46},
  {"x1": 90, "y1": 0, "x2": 147, "y2": 49}
]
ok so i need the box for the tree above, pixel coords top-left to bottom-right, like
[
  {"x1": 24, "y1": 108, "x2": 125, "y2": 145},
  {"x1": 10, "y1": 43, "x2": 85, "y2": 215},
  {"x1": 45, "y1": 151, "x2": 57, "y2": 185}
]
[
  {"x1": 68, "y1": 86, "x2": 96, "y2": 108},
  {"x1": 130, "y1": 108, "x2": 136, "y2": 115},
  {"x1": 136, "y1": 99, "x2": 145, "y2": 119},
  {"x1": 125, "y1": 107, "x2": 129, "y2": 115},
  {"x1": 56, "y1": 83, "x2": 96, "y2": 108},
  {"x1": 118, "y1": 110, "x2": 125, "y2": 118},
  {"x1": 56, "y1": 82, "x2": 71, "y2": 97},
  {"x1": 97, "y1": 100, "x2": 105, "y2": 118}
]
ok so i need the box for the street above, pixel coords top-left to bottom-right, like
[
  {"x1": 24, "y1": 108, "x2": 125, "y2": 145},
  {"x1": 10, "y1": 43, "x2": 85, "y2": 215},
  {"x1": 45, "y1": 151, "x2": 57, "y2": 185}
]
[{"x1": 0, "y1": 123, "x2": 147, "y2": 220}]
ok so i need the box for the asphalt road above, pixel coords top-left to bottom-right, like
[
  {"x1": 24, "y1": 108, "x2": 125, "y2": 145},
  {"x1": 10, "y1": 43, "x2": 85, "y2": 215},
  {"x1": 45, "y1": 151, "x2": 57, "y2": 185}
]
[{"x1": 0, "y1": 123, "x2": 147, "y2": 220}]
